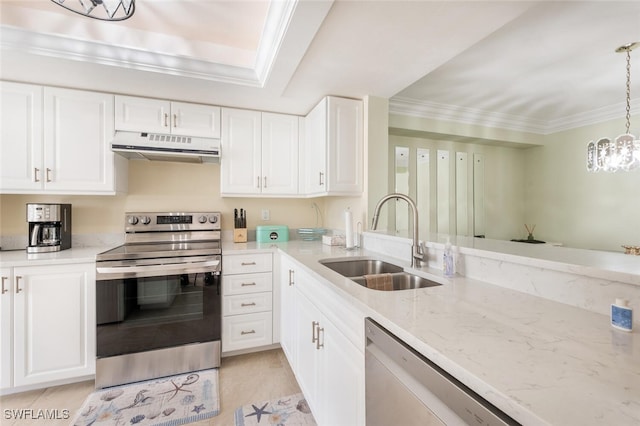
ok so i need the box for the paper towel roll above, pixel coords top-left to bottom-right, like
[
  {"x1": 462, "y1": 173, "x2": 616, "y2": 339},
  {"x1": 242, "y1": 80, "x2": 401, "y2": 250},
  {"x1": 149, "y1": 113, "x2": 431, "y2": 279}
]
[{"x1": 345, "y1": 209, "x2": 354, "y2": 249}]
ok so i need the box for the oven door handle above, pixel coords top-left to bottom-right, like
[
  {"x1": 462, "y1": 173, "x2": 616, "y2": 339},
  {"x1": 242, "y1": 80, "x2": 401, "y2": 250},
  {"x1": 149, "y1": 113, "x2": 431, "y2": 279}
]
[{"x1": 97, "y1": 259, "x2": 220, "y2": 277}]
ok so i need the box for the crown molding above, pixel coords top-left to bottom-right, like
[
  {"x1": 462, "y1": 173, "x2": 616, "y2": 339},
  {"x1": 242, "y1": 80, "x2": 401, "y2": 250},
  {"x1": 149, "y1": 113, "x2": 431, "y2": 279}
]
[
  {"x1": 390, "y1": 97, "x2": 640, "y2": 135},
  {"x1": 0, "y1": 0, "x2": 298, "y2": 87}
]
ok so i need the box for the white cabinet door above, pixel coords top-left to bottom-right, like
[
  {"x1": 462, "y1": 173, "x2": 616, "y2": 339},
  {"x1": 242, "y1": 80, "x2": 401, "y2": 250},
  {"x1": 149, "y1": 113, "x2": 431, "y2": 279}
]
[
  {"x1": 12, "y1": 264, "x2": 95, "y2": 387},
  {"x1": 220, "y1": 108, "x2": 262, "y2": 194},
  {"x1": 279, "y1": 256, "x2": 297, "y2": 368},
  {"x1": 0, "y1": 82, "x2": 43, "y2": 192},
  {"x1": 43, "y1": 88, "x2": 115, "y2": 193},
  {"x1": 294, "y1": 287, "x2": 322, "y2": 417},
  {"x1": 305, "y1": 98, "x2": 328, "y2": 195},
  {"x1": 327, "y1": 96, "x2": 363, "y2": 194},
  {"x1": 172, "y1": 101, "x2": 221, "y2": 138},
  {"x1": 115, "y1": 95, "x2": 170, "y2": 133},
  {"x1": 261, "y1": 113, "x2": 299, "y2": 195},
  {"x1": 320, "y1": 318, "x2": 365, "y2": 426},
  {"x1": 304, "y1": 96, "x2": 363, "y2": 196},
  {"x1": 0, "y1": 268, "x2": 13, "y2": 390}
]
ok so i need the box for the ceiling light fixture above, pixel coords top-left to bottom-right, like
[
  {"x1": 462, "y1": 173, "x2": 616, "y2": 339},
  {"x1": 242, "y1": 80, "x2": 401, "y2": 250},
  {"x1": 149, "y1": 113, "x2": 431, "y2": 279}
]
[
  {"x1": 587, "y1": 42, "x2": 640, "y2": 173},
  {"x1": 50, "y1": 0, "x2": 135, "y2": 21}
]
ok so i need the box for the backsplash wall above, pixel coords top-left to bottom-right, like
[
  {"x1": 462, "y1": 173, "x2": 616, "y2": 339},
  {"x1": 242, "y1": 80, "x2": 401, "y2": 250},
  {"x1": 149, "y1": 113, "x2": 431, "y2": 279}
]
[{"x1": 0, "y1": 160, "x2": 329, "y2": 240}]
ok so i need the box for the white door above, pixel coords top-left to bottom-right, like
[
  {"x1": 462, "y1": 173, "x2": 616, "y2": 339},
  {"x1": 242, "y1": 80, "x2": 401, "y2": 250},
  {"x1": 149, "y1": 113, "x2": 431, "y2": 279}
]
[
  {"x1": 261, "y1": 112, "x2": 299, "y2": 195},
  {"x1": 320, "y1": 319, "x2": 365, "y2": 426},
  {"x1": 220, "y1": 108, "x2": 262, "y2": 195},
  {"x1": 171, "y1": 102, "x2": 221, "y2": 138},
  {"x1": 305, "y1": 98, "x2": 327, "y2": 195},
  {"x1": 115, "y1": 95, "x2": 170, "y2": 133},
  {"x1": 327, "y1": 96, "x2": 363, "y2": 194},
  {"x1": 13, "y1": 264, "x2": 96, "y2": 387},
  {"x1": 279, "y1": 256, "x2": 297, "y2": 368},
  {"x1": 0, "y1": 268, "x2": 13, "y2": 389},
  {"x1": 43, "y1": 88, "x2": 115, "y2": 193},
  {"x1": 294, "y1": 288, "x2": 322, "y2": 419},
  {"x1": 0, "y1": 82, "x2": 43, "y2": 192}
]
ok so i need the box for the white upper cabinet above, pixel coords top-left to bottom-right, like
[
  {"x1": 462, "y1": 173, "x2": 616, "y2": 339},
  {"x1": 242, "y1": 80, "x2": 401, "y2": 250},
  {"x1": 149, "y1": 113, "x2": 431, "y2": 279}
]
[
  {"x1": 221, "y1": 108, "x2": 299, "y2": 196},
  {"x1": 305, "y1": 96, "x2": 363, "y2": 196},
  {"x1": 0, "y1": 82, "x2": 43, "y2": 191},
  {"x1": 0, "y1": 82, "x2": 125, "y2": 195},
  {"x1": 115, "y1": 95, "x2": 221, "y2": 138}
]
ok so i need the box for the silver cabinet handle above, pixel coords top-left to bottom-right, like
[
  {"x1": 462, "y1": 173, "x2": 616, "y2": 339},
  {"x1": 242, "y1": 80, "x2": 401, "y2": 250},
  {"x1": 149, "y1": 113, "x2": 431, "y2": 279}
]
[
  {"x1": 319, "y1": 172, "x2": 324, "y2": 186},
  {"x1": 1, "y1": 276, "x2": 8, "y2": 294},
  {"x1": 34, "y1": 167, "x2": 40, "y2": 182},
  {"x1": 46, "y1": 168, "x2": 52, "y2": 182},
  {"x1": 173, "y1": 113, "x2": 177, "y2": 128},
  {"x1": 241, "y1": 302, "x2": 256, "y2": 307},
  {"x1": 257, "y1": 176, "x2": 261, "y2": 188},
  {"x1": 312, "y1": 320, "x2": 319, "y2": 343},
  {"x1": 316, "y1": 325, "x2": 324, "y2": 350},
  {"x1": 241, "y1": 262, "x2": 256, "y2": 266},
  {"x1": 288, "y1": 269, "x2": 294, "y2": 286},
  {"x1": 263, "y1": 176, "x2": 267, "y2": 188},
  {"x1": 241, "y1": 330, "x2": 256, "y2": 335},
  {"x1": 240, "y1": 282, "x2": 256, "y2": 287},
  {"x1": 164, "y1": 113, "x2": 169, "y2": 127},
  {"x1": 15, "y1": 276, "x2": 23, "y2": 293}
]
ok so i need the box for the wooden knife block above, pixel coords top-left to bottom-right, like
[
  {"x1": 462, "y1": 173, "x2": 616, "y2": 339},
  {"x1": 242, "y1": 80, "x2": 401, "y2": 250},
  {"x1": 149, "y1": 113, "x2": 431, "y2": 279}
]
[{"x1": 233, "y1": 228, "x2": 247, "y2": 243}]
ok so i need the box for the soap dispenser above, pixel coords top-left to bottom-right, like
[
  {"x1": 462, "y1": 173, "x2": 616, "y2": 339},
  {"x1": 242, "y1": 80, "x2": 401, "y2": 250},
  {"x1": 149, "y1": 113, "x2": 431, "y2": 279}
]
[{"x1": 443, "y1": 238, "x2": 454, "y2": 278}]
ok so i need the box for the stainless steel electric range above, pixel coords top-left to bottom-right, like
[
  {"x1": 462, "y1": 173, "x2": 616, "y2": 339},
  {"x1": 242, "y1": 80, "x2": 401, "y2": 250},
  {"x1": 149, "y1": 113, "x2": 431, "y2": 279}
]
[{"x1": 95, "y1": 212, "x2": 222, "y2": 389}]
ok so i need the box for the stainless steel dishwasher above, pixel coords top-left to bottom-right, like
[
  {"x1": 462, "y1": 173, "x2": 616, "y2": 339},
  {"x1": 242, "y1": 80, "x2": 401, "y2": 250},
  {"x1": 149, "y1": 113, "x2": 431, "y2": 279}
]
[{"x1": 365, "y1": 318, "x2": 520, "y2": 426}]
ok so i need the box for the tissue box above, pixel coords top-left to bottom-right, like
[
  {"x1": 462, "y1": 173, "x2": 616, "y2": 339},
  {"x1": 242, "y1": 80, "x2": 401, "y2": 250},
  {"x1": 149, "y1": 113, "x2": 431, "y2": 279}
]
[
  {"x1": 322, "y1": 234, "x2": 345, "y2": 246},
  {"x1": 256, "y1": 225, "x2": 289, "y2": 243}
]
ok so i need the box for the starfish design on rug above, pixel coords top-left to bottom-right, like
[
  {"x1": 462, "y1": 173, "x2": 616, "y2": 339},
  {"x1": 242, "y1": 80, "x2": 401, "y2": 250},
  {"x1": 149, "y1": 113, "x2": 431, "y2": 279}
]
[
  {"x1": 192, "y1": 404, "x2": 205, "y2": 414},
  {"x1": 159, "y1": 373, "x2": 200, "y2": 401},
  {"x1": 244, "y1": 402, "x2": 272, "y2": 423}
]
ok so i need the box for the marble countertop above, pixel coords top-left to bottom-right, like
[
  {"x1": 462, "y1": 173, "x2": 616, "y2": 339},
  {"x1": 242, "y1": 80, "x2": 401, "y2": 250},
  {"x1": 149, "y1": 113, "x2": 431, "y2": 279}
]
[
  {"x1": 3, "y1": 239, "x2": 638, "y2": 424},
  {"x1": 249, "y1": 239, "x2": 639, "y2": 426}
]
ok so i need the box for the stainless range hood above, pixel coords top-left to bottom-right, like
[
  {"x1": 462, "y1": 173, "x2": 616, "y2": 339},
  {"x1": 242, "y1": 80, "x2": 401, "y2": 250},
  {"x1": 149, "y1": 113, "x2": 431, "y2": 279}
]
[{"x1": 111, "y1": 131, "x2": 220, "y2": 164}]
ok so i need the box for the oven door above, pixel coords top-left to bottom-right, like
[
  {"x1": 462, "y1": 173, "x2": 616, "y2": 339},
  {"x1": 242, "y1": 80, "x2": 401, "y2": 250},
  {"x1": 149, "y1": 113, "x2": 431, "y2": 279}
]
[{"x1": 96, "y1": 256, "x2": 221, "y2": 358}]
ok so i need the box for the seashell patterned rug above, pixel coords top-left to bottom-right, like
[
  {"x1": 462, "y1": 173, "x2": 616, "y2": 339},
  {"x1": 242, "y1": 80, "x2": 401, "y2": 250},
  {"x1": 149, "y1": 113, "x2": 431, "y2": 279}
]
[
  {"x1": 234, "y1": 392, "x2": 316, "y2": 426},
  {"x1": 71, "y1": 369, "x2": 219, "y2": 426}
]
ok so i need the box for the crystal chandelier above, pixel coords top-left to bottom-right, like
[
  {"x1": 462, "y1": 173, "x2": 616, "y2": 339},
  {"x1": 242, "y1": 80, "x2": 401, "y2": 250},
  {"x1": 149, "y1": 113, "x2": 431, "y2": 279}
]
[
  {"x1": 51, "y1": 0, "x2": 135, "y2": 21},
  {"x1": 587, "y1": 42, "x2": 640, "y2": 173}
]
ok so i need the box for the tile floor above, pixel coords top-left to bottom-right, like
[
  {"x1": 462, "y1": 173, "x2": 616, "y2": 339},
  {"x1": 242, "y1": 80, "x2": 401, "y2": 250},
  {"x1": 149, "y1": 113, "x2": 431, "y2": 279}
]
[{"x1": 0, "y1": 348, "x2": 302, "y2": 426}]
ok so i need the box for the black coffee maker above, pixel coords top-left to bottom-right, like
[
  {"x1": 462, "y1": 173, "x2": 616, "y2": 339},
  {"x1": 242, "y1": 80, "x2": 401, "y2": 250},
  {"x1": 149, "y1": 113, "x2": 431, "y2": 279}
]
[{"x1": 27, "y1": 203, "x2": 72, "y2": 253}]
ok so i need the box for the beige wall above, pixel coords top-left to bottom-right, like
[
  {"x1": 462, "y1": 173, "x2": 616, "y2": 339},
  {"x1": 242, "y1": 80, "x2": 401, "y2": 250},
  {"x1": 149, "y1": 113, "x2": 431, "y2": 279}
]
[
  {"x1": 525, "y1": 115, "x2": 640, "y2": 251},
  {"x1": 0, "y1": 160, "x2": 327, "y2": 238}
]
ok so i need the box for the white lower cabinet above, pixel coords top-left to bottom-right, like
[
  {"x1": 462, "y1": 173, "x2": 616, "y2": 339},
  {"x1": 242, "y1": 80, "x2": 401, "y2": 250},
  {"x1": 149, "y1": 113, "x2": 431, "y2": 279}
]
[
  {"x1": 222, "y1": 252, "x2": 274, "y2": 353},
  {"x1": 0, "y1": 263, "x2": 96, "y2": 392},
  {"x1": 279, "y1": 253, "x2": 365, "y2": 426}
]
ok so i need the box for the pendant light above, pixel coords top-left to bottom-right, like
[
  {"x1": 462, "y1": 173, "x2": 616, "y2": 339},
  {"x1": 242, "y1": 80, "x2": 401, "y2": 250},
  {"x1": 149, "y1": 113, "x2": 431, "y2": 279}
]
[
  {"x1": 587, "y1": 42, "x2": 640, "y2": 173},
  {"x1": 50, "y1": 0, "x2": 135, "y2": 21}
]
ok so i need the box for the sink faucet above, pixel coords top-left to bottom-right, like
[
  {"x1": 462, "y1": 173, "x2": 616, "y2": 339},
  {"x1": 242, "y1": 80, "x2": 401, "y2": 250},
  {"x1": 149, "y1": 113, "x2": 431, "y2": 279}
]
[{"x1": 371, "y1": 193, "x2": 425, "y2": 268}]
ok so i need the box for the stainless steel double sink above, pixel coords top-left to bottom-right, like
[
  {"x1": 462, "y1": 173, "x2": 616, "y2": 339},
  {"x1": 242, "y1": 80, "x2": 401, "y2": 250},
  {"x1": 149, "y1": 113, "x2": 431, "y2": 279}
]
[{"x1": 319, "y1": 257, "x2": 442, "y2": 291}]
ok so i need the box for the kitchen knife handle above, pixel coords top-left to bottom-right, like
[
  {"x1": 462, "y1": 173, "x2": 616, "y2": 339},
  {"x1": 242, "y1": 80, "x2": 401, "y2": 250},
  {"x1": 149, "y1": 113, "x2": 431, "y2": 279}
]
[
  {"x1": 15, "y1": 276, "x2": 23, "y2": 293},
  {"x1": 34, "y1": 167, "x2": 40, "y2": 182},
  {"x1": 1, "y1": 276, "x2": 8, "y2": 294}
]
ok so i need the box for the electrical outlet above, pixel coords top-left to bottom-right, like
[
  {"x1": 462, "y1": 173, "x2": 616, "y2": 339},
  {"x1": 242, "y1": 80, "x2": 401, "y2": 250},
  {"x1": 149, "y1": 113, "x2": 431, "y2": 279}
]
[{"x1": 261, "y1": 209, "x2": 270, "y2": 221}]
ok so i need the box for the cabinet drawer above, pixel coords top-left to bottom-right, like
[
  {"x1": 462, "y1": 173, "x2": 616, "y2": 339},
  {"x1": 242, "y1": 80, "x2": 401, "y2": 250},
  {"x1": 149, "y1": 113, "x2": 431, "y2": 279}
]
[
  {"x1": 223, "y1": 253, "x2": 272, "y2": 274},
  {"x1": 223, "y1": 292, "x2": 272, "y2": 316},
  {"x1": 223, "y1": 272, "x2": 272, "y2": 295},
  {"x1": 222, "y1": 312, "x2": 273, "y2": 352}
]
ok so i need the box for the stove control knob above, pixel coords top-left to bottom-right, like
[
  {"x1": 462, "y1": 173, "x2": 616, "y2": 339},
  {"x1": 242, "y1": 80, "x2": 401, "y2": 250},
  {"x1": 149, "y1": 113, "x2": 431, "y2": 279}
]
[
  {"x1": 140, "y1": 216, "x2": 151, "y2": 225},
  {"x1": 198, "y1": 215, "x2": 208, "y2": 224},
  {"x1": 208, "y1": 215, "x2": 218, "y2": 224},
  {"x1": 127, "y1": 216, "x2": 139, "y2": 225}
]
